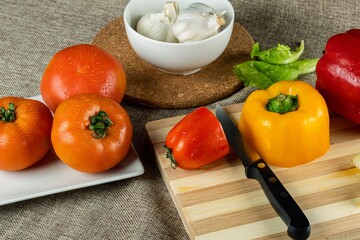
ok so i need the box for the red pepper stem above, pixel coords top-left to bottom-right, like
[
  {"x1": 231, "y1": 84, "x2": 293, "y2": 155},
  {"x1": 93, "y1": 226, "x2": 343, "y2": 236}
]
[
  {"x1": 164, "y1": 145, "x2": 178, "y2": 169},
  {"x1": 0, "y1": 102, "x2": 16, "y2": 122}
]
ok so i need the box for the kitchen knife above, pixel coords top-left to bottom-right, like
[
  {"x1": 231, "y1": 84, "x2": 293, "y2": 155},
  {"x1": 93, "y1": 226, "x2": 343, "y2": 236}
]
[{"x1": 215, "y1": 104, "x2": 311, "y2": 240}]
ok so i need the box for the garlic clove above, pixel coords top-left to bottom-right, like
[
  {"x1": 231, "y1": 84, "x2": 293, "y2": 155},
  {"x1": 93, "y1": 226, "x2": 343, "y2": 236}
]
[
  {"x1": 172, "y1": 3, "x2": 227, "y2": 43},
  {"x1": 217, "y1": 11, "x2": 227, "y2": 26},
  {"x1": 136, "y1": 1, "x2": 179, "y2": 43},
  {"x1": 164, "y1": 1, "x2": 179, "y2": 23}
]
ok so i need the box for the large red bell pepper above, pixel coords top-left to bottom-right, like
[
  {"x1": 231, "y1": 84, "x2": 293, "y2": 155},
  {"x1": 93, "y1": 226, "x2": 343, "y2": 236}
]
[{"x1": 316, "y1": 29, "x2": 360, "y2": 124}]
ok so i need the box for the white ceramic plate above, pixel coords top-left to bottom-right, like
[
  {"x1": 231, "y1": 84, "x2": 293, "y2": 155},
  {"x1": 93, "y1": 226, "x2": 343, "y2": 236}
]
[{"x1": 0, "y1": 96, "x2": 144, "y2": 206}]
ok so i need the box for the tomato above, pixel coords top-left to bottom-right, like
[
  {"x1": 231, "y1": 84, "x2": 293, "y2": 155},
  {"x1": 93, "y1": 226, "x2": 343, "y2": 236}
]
[
  {"x1": 164, "y1": 107, "x2": 230, "y2": 169},
  {"x1": 0, "y1": 97, "x2": 53, "y2": 171},
  {"x1": 51, "y1": 93, "x2": 133, "y2": 173},
  {"x1": 40, "y1": 44, "x2": 126, "y2": 113}
]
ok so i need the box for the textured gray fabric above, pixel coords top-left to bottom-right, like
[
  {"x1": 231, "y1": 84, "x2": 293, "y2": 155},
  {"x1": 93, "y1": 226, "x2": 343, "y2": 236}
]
[{"x1": 0, "y1": 0, "x2": 358, "y2": 239}]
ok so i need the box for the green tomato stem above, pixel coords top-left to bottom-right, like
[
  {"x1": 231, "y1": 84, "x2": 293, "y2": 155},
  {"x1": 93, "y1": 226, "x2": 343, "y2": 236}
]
[
  {"x1": 266, "y1": 93, "x2": 298, "y2": 114},
  {"x1": 89, "y1": 110, "x2": 113, "y2": 138},
  {"x1": 0, "y1": 102, "x2": 16, "y2": 122}
]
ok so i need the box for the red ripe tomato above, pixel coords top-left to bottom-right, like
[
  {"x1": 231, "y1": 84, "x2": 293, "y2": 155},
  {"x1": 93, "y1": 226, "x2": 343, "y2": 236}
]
[
  {"x1": 51, "y1": 93, "x2": 133, "y2": 173},
  {"x1": 40, "y1": 44, "x2": 126, "y2": 113},
  {"x1": 0, "y1": 97, "x2": 53, "y2": 171}
]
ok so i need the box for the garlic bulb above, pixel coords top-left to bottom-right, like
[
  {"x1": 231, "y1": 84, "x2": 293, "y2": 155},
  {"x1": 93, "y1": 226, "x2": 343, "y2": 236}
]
[
  {"x1": 136, "y1": 1, "x2": 179, "y2": 43},
  {"x1": 172, "y1": 3, "x2": 226, "y2": 43}
]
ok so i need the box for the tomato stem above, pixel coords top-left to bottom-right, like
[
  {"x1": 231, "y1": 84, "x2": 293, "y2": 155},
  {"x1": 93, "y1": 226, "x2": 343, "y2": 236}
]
[
  {"x1": 89, "y1": 110, "x2": 113, "y2": 138},
  {"x1": 164, "y1": 145, "x2": 178, "y2": 169},
  {"x1": 0, "y1": 102, "x2": 16, "y2": 122}
]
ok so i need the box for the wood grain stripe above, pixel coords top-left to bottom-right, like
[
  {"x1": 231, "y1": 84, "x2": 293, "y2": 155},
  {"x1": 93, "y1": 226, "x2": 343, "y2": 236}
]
[
  {"x1": 184, "y1": 171, "x2": 360, "y2": 223},
  {"x1": 189, "y1": 182, "x2": 360, "y2": 236},
  {"x1": 195, "y1": 197, "x2": 360, "y2": 240},
  {"x1": 256, "y1": 213, "x2": 360, "y2": 239}
]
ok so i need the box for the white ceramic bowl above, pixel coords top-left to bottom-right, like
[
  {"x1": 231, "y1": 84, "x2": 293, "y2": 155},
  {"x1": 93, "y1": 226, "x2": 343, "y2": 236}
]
[{"x1": 123, "y1": 0, "x2": 235, "y2": 75}]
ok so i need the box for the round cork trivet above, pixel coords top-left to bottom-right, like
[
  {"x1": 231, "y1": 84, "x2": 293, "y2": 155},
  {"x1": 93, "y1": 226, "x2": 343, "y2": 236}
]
[{"x1": 92, "y1": 17, "x2": 254, "y2": 108}]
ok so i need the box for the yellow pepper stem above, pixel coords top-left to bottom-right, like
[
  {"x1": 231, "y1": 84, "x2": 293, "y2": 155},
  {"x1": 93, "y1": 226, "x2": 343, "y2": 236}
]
[{"x1": 266, "y1": 93, "x2": 298, "y2": 114}]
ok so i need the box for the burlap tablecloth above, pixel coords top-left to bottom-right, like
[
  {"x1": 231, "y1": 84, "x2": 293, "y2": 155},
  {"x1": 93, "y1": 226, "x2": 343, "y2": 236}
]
[{"x1": 0, "y1": 0, "x2": 358, "y2": 239}]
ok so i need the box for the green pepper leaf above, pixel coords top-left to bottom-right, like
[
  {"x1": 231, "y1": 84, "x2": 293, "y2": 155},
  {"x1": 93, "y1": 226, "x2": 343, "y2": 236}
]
[
  {"x1": 282, "y1": 58, "x2": 319, "y2": 75},
  {"x1": 234, "y1": 62, "x2": 273, "y2": 89},
  {"x1": 250, "y1": 40, "x2": 305, "y2": 65}
]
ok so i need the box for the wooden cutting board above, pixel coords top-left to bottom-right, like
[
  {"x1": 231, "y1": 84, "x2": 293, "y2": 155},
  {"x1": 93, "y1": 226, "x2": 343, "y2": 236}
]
[{"x1": 145, "y1": 103, "x2": 360, "y2": 239}]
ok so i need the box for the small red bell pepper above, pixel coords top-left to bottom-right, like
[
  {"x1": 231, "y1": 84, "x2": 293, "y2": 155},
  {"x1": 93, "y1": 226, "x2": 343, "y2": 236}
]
[
  {"x1": 164, "y1": 107, "x2": 230, "y2": 169},
  {"x1": 316, "y1": 29, "x2": 360, "y2": 124}
]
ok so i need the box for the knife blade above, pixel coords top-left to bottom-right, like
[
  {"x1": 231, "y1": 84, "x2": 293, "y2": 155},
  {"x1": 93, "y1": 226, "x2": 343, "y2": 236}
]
[{"x1": 215, "y1": 104, "x2": 311, "y2": 240}]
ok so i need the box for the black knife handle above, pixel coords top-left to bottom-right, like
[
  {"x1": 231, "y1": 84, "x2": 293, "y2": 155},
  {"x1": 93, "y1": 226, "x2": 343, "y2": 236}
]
[{"x1": 245, "y1": 159, "x2": 311, "y2": 240}]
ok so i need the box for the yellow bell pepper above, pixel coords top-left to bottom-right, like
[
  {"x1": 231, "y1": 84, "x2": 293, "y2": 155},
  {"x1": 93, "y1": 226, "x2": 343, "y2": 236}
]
[{"x1": 239, "y1": 80, "x2": 330, "y2": 168}]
